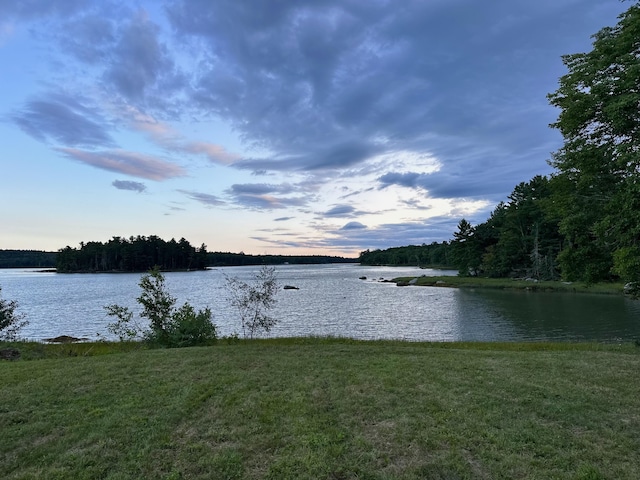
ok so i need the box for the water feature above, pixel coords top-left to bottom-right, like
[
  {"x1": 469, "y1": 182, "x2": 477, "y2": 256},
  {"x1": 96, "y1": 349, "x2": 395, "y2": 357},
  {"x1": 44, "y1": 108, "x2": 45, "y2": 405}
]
[{"x1": 1, "y1": 264, "x2": 639, "y2": 342}]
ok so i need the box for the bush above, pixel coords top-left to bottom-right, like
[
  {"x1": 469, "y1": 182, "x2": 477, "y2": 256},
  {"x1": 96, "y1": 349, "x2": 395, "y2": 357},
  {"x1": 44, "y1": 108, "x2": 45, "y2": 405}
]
[
  {"x1": 105, "y1": 267, "x2": 217, "y2": 347},
  {"x1": 162, "y1": 304, "x2": 217, "y2": 348},
  {"x1": 0, "y1": 286, "x2": 28, "y2": 341}
]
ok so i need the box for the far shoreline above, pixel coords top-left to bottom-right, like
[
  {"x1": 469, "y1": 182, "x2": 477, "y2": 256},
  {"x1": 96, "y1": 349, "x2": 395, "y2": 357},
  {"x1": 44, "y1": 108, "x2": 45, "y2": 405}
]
[{"x1": 391, "y1": 275, "x2": 631, "y2": 296}]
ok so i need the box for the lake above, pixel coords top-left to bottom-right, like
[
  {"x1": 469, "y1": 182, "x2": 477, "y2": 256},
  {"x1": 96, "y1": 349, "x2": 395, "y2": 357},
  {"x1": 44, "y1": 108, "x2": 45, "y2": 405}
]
[{"x1": 1, "y1": 264, "x2": 639, "y2": 342}]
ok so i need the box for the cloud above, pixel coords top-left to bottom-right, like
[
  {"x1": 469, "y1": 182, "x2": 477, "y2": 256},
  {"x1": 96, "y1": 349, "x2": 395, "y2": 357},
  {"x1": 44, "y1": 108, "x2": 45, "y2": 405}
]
[
  {"x1": 178, "y1": 190, "x2": 225, "y2": 206},
  {"x1": 233, "y1": 140, "x2": 378, "y2": 173},
  {"x1": 112, "y1": 180, "x2": 146, "y2": 192},
  {"x1": 56, "y1": 148, "x2": 186, "y2": 180},
  {"x1": 326, "y1": 216, "x2": 467, "y2": 252},
  {"x1": 324, "y1": 205, "x2": 356, "y2": 218},
  {"x1": 378, "y1": 167, "x2": 522, "y2": 200},
  {"x1": 341, "y1": 221, "x2": 366, "y2": 230},
  {"x1": 230, "y1": 183, "x2": 295, "y2": 196},
  {"x1": 57, "y1": 12, "x2": 116, "y2": 64},
  {"x1": 378, "y1": 172, "x2": 424, "y2": 190},
  {"x1": 11, "y1": 94, "x2": 115, "y2": 147},
  {"x1": 231, "y1": 193, "x2": 308, "y2": 211},
  {"x1": 163, "y1": 0, "x2": 613, "y2": 195},
  {"x1": 180, "y1": 142, "x2": 240, "y2": 164},
  {"x1": 227, "y1": 183, "x2": 309, "y2": 210},
  {"x1": 274, "y1": 216, "x2": 294, "y2": 222},
  {"x1": 0, "y1": 0, "x2": 87, "y2": 21},
  {"x1": 103, "y1": 11, "x2": 181, "y2": 102},
  {"x1": 3, "y1": 0, "x2": 630, "y2": 254}
]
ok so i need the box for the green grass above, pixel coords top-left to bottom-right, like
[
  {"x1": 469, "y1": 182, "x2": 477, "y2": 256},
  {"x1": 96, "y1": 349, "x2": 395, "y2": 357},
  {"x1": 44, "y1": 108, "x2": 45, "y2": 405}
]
[
  {"x1": 393, "y1": 275, "x2": 626, "y2": 295},
  {"x1": 1, "y1": 339, "x2": 639, "y2": 479}
]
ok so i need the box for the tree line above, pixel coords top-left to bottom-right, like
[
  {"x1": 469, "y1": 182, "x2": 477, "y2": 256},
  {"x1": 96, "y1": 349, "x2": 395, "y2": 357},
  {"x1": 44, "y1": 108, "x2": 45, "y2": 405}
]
[
  {"x1": 0, "y1": 250, "x2": 57, "y2": 268},
  {"x1": 358, "y1": 242, "x2": 452, "y2": 268},
  {"x1": 56, "y1": 236, "x2": 208, "y2": 272},
  {"x1": 52, "y1": 237, "x2": 357, "y2": 272},
  {"x1": 207, "y1": 252, "x2": 356, "y2": 266},
  {"x1": 361, "y1": 3, "x2": 640, "y2": 285}
]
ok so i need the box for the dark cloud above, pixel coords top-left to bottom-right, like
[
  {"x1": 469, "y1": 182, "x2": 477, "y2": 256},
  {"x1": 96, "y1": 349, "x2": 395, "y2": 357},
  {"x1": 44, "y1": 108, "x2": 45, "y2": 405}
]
[
  {"x1": 274, "y1": 217, "x2": 294, "y2": 222},
  {"x1": 165, "y1": 0, "x2": 623, "y2": 197},
  {"x1": 234, "y1": 140, "x2": 377, "y2": 173},
  {"x1": 112, "y1": 180, "x2": 146, "y2": 192},
  {"x1": 56, "y1": 148, "x2": 186, "y2": 180},
  {"x1": 11, "y1": 95, "x2": 115, "y2": 147},
  {"x1": 378, "y1": 164, "x2": 524, "y2": 201},
  {"x1": 230, "y1": 183, "x2": 295, "y2": 195},
  {"x1": 341, "y1": 221, "x2": 366, "y2": 230},
  {"x1": 3, "y1": 0, "x2": 632, "y2": 253},
  {"x1": 324, "y1": 205, "x2": 356, "y2": 218},
  {"x1": 378, "y1": 172, "x2": 423, "y2": 190},
  {"x1": 49, "y1": 6, "x2": 185, "y2": 112},
  {"x1": 231, "y1": 193, "x2": 308, "y2": 211},
  {"x1": 179, "y1": 190, "x2": 225, "y2": 207},
  {"x1": 0, "y1": 0, "x2": 87, "y2": 21},
  {"x1": 58, "y1": 13, "x2": 116, "y2": 64},
  {"x1": 226, "y1": 183, "x2": 310, "y2": 210},
  {"x1": 104, "y1": 12, "x2": 180, "y2": 102}
]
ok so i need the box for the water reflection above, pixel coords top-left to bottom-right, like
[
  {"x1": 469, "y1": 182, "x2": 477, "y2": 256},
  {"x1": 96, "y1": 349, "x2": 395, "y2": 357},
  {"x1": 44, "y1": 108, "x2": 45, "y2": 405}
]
[{"x1": 459, "y1": 289, "x2": 640, "y2": 342}]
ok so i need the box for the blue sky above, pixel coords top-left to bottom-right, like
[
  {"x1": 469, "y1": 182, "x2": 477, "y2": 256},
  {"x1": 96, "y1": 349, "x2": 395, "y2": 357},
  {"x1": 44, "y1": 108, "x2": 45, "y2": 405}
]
[{"x1": 0, "y1": 0, "x2": 629, "y2": 256}]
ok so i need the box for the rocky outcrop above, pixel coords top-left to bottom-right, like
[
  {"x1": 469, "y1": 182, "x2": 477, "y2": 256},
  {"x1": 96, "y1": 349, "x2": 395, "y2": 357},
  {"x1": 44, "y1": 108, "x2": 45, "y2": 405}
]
[
  {"x1": 42, "y1": 335, "x2": 89, "y2": 343},
  {"x1": 623, "y1": 282, "x2": 639, "y2": 297}
]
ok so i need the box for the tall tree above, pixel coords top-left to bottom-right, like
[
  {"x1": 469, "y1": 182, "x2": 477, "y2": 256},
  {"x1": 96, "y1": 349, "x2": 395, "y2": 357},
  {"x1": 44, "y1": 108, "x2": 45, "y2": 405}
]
[
  {"x1": 547, "y1": 2, "x2": 640, "y2": 282},
  {"x1": 452, "y1": 219, "x2": 482, "y2": 276}
]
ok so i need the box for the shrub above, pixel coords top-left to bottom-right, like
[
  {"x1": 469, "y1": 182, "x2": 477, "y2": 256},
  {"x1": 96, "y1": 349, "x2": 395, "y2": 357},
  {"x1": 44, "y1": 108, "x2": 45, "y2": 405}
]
[
  {"x1": 0, "y1": 286, "x2": 28, "y2": 341},
  {"x1": 225, "y1": 265, "x2": 279, "y2": 338},
  {"x1": 105, "y1": 267, "x2": 217, "y2": 347}
]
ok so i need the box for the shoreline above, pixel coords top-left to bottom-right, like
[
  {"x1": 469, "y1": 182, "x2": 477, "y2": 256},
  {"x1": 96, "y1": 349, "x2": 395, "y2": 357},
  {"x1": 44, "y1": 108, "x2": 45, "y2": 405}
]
[{"x1": 391, "y1": 275, "x2": 630, "y2": 296}]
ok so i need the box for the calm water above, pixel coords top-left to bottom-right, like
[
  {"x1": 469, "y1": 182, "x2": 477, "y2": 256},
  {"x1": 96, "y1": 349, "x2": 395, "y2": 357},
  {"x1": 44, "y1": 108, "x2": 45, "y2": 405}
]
[{"x1": 1, "y1": 264, "x2": 639, "y2": 342}]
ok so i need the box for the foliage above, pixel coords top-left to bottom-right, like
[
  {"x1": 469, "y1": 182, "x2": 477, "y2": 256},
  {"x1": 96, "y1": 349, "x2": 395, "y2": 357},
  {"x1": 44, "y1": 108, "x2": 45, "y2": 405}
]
[
  {"x1": 447, "y1": 176, "x2": 562, "y2": 280},
  {"x1": 0, "y1": 286, "x2": 28, "y2": 341},
  {"x1": 104, "y1": 304, "x2": 145, "y2": 342},
  {"x1": 209, "y1": 251, "x2": 356, "y2": 266},
  {"x1": 57, "y1": 235, "x2": 208, "y2": 273},
  {"x1": 358, "y1": 241, "x2": 453, "y2": 267},
  {"x1": 105, "y1": 267, "x2": 216, "y2": 347},
  {"x1": 225, "y1": 265, "x2": 279, "y2": 339},
  {"x1": 547, "y1": 2, "x2": 640, "y2": 282},
  {"x1": 0, "y1": 250, "x2": 56, "y2": 268},
  {"x1": 165, "y1": 304, "x2": 217, "y2": 348}
]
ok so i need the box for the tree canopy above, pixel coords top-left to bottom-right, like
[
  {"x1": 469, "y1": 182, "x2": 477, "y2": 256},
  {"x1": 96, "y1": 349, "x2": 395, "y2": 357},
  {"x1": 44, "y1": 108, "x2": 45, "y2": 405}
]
[
  {"x1": 56, "y1": 236, "x2": 208, "y2": 273},
  {"x1": 548, "y1": 1, "x2": 640, "y2": 282}
]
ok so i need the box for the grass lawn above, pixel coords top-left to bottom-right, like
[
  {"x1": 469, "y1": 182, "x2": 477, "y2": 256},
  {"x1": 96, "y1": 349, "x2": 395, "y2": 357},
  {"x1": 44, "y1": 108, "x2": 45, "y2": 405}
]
[{"x1": 1, "y1": 339, "x2": 639, "y2": 479}]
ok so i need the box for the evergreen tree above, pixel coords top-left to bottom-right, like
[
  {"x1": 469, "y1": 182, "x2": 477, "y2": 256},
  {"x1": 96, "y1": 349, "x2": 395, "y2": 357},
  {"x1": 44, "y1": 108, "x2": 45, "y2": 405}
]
[{"x1": 548, "y1": 2, "x2": 640, "y2": 282}]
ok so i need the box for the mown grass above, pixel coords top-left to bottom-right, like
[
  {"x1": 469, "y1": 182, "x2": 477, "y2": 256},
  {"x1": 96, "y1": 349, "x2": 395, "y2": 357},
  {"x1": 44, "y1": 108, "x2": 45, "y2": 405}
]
[
  {"x1": 1, "y1": 339, "x2": 639, "y2": 479},
  {"x1": 393, "y1": 275, "x2": 626, "y2": 295}
]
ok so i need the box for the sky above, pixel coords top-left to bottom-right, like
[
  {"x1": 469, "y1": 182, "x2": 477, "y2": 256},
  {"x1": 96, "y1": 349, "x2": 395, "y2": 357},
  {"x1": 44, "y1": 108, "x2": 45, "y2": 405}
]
[{"x1": 0, "y1": 0, "x2": 630, "y2": 257}]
